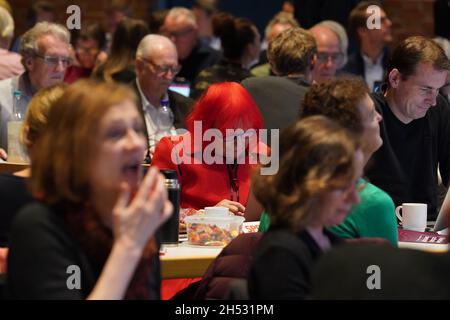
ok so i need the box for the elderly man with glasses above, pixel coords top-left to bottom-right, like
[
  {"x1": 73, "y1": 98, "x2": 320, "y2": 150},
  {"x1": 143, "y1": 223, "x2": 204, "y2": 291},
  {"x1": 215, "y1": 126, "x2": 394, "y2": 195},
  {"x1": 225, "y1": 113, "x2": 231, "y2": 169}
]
[
  {"x1": 134, "y1": 34, "x2": 193, "y2": 161},
  {"x1": 0, "y1": 21, "x2": 71, "y2": 158},
  {"x1": 160, "y1": 7, "x2": 220, "y2": 89},
  {"x1": 309, "y1": 21, "x2": 348, "y2": 84}
]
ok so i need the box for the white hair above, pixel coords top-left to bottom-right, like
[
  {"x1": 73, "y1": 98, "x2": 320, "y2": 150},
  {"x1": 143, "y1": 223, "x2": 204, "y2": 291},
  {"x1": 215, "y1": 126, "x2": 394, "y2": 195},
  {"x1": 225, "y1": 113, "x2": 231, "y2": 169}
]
[
  {"x1": 316, "y1": 20, "x2": 349, "y2": 67},
  {"x1": 136, "y1": 34, "x2": 177, "y2": 58},
  {"x1": 0, "y1": 6, "x2": 14, "y2": 40},
  {"x1": 166, "y1": 7, "x2": 197, "y2": 27},
  {"x1": 20, "y1": 22, "x2": 71, "y2": 58}
]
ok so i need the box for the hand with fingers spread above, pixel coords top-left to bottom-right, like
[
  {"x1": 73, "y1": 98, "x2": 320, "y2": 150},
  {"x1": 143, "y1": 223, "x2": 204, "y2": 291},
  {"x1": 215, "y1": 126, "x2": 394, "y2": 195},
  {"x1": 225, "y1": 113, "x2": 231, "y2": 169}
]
[
  {"x1": 112, "y1": 167, "x2": 173, "y2": 250},
  {"x1": 215, "y1": 199, "x2": 246, "y2": 216}
]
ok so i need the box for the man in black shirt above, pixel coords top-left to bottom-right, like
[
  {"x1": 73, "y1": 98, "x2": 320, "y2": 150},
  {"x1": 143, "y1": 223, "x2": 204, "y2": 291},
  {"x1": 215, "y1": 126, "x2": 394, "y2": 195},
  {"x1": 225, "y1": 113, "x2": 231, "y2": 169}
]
[{"x1": 365, "y1": 36, "x2": 450, "y2": 220}]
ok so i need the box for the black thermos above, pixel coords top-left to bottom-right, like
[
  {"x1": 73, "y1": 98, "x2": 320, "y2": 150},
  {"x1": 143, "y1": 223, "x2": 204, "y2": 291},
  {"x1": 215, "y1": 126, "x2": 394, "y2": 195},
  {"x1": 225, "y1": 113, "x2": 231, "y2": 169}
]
[{"x1": 160, "y1": 169, "x2": 180, "y2": 245}]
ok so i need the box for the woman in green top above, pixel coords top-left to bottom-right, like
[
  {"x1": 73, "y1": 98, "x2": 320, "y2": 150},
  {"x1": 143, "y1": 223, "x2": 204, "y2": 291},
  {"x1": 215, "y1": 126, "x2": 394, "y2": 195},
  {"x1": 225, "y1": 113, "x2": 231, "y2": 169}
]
[{"x1": 259, "y1": 77, "x2": 398, "y2": 245}]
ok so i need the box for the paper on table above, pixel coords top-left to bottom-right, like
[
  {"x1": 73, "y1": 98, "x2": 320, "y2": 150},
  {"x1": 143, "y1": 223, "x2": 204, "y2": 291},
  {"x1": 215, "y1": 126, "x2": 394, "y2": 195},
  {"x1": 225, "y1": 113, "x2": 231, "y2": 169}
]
[{"x1": 242, "y1": 221, "x2": 260, "y2": 233}]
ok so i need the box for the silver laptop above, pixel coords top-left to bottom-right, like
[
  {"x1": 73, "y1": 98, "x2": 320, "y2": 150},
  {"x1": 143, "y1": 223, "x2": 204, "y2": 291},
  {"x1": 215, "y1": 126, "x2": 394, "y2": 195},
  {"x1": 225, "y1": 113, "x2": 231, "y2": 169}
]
[{"x1": 433, "y1": 186, "x2": 450, "y2": 232}]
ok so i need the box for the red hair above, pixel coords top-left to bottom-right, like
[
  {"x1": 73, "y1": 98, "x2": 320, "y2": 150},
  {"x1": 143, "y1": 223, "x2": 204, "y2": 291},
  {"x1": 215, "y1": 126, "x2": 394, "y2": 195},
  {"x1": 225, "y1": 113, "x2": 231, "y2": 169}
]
[{"x1": 186, "y1": 82, "x2": 264, "y2": 136}]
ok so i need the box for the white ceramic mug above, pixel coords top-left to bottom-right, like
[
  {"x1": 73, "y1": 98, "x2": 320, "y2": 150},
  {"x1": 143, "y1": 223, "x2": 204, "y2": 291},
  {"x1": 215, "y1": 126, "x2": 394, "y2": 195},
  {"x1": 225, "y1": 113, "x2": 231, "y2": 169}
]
[{"x1": 395, "y1": 203, "x2": 427, "y2": 232}]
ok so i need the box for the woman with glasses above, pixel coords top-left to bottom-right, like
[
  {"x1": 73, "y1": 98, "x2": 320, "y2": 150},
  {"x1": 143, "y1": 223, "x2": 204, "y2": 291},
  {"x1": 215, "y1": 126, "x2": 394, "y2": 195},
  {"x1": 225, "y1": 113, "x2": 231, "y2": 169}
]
[
  {"x1": 152, "y1": 81, "x2": 267, "y2": 299},
  {"x1": 64, "y1": 23, "x2": 106, "y2": 84},
  {"x1": 249, "y1": 115, "x2": 363, "y2": 300},
  {"x1": 191, "y1": 13, "x2": 261, "y2": 99},
  {"x1": 153, "y1": 81, "x2": 267, "y2": 215},
  {"x1": 7, "y1": 80, "x2": 172, "y2": 299}
]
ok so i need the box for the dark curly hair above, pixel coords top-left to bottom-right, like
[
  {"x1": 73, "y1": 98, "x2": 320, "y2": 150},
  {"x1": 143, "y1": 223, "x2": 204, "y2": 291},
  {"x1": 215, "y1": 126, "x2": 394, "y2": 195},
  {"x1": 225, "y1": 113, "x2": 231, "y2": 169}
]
[
  {"x1": 252, "y1": 116, "x2": 360, "y2": 232},
  {"x1": 299, "y1": 77, "x2": 369, "y2": 135}
]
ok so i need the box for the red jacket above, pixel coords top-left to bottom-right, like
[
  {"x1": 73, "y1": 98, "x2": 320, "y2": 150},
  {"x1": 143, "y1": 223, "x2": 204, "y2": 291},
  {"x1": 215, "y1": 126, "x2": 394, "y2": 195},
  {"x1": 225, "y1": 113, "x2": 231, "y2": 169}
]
[{"x1": 152, "y1": 133, "x2": 269, "y2": 210}]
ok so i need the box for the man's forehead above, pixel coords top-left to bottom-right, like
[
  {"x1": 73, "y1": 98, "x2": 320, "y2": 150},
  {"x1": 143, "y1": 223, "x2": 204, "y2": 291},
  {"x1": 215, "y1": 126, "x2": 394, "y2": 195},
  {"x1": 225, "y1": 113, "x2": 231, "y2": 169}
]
[
  {"x1": 37, "y1": 34, "x2": 69, "y2": 52},
  {"x1": 166, "y1": 15, "x2": 194, "y2": 30},
  {"x1": 399, "y1": 63, "x2": 447, "y2": 90}
]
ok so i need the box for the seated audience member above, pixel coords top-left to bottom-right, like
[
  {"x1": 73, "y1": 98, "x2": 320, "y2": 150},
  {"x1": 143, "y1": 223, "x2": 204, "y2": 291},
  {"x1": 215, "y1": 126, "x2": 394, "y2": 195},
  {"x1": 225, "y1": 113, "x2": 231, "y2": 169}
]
[
  {"x1": 0, "y1": 7, "x2": 24, "y2": 80},
  {"x1": 148, "y1": 9, "x2": 168, "y2": 34},
  {"x1": 192, "y1": 0, "x2": 220, "y2": 50},
  {"x1": 103, "y1": 0, "x2": 131, "y2": 53},
  {"x1": 251, "y1": 11, "x2": 299, "y2": 76},
  {"x1": 152, "y1": 81, "x2": 267, "y2": 299},
  {"x1": 0, "y1": 84, "x2": 65, "y2": 249},
  {"x1": 152, "y1": 82, "x2": 266, "y2": 215},
  {"x1": 134, "y1": 34, "x2": 193, "y2": 155},
  {"x1": 11, "y1": 1, "x2": 56, "y2": 53},
  {"x1": 248, "y1": 116, "x2": 363, "y2": 300},
  {"x1": 300, "y1": 78, "x2": 397, "y2": 245},
  {"x1": 309, "y1": 20, "x2": 348, "y2": 84},
  {"x1": 0, "y1": 22, "x2": 71, "y2": 156},
  {"x1": 343, "y1": 1, "x2": 393, "y2": 92},
  {"x1": 92, "y1": 18, "x2": 149, "y2": 84},
  {"x1": 64, "y1": 23, "x2": 107, "y2": 84},
  {"x1": 242, "y1": 27, "x2": 315, "y2": 131},
  {"x1": 365, "y1": 36, "x2": 450, "y2": 220},
  {"x1": 7, "y1": 80, "x2": 172, "y2": 299},
  {"x1": 192, "y1": 13, "x2": 261, "y2": 99},
  {"x1": 193, "y1": 232, "x2": 263, "y2": 300},
  {"x1": 258, "y1": 78, "x2": 398, "y2": 246},
  {"x1": 160, "y1": 7, "x2": 221, "y2": 87},
  {"x1": 312, "y1": 242, "x2": 450, "y2": 299}
]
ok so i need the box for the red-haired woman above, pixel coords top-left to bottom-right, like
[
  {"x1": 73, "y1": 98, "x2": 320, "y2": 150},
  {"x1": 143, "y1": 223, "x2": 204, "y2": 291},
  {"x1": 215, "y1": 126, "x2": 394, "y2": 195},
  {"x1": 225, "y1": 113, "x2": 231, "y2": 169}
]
[
  {"x1": 152, "y1": 82, "x2": 267, "y2": 299},
  {"x1": 152, "y1": 81, "x2": 267, "y2": 216}
]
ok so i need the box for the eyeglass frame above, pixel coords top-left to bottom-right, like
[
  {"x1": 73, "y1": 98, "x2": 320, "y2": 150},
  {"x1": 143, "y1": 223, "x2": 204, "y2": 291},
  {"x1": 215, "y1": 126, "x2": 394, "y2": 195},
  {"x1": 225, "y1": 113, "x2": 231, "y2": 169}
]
[
  {"x1": 34, "y1": 53, "x2": 73, "y2": 67},
  {"x1": 315, "y1": 52, "x2": 345, "y2": 65},
  {"x1": 138, "y1": 57, "x2": 182, "y2": 76}
]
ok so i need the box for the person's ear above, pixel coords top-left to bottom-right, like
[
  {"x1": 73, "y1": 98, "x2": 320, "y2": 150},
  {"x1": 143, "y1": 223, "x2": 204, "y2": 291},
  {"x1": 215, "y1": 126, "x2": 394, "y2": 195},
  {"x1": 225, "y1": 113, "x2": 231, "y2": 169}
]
[
  {"x1": 310, "y1": 55, "x2": 317, "y2": 71},
  {"x1": 388, "y1": 68, "x2": 401, "y2": 88},
  {"x1": 25, "y1": 56, "x2": 35, "y2": 71},
  {"x1": 135, "y1": 58, "x2": 144, "y2": 74}
]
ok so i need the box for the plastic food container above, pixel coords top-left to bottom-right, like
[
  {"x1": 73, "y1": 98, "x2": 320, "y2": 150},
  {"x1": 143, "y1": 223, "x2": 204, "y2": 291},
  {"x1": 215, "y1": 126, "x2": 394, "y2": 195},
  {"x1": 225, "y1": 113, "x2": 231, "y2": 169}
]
[{"x1": 185, "y1": 207, "x2": 245, "y2": 246}]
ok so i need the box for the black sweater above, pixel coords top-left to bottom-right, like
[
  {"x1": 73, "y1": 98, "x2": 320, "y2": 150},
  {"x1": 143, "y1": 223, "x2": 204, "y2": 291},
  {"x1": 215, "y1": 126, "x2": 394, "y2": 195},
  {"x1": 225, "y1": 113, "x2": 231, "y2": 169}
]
[{"x1": 366, "y1": 92, "x2": 450, "y2": 220}]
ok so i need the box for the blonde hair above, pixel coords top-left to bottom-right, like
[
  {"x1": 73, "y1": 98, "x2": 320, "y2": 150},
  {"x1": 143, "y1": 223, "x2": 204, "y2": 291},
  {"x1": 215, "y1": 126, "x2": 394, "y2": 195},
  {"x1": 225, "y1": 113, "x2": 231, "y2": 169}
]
[
  {"x1": 21, "y1": 84, "x2": 66, "y2": 151},
  {"x1": 0, "y1": 0, "x2": 12, "y2": 14},
  {"x1": 0, "y1": 6, "x2": 13, "y2": 40}
]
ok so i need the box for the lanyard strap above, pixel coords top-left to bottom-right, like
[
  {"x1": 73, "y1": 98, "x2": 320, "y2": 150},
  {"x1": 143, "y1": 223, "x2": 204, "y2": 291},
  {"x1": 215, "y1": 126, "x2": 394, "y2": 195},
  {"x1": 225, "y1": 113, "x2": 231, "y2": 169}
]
[{"x1": 227, "y1": 163, "x2": 239, "y2": 202}]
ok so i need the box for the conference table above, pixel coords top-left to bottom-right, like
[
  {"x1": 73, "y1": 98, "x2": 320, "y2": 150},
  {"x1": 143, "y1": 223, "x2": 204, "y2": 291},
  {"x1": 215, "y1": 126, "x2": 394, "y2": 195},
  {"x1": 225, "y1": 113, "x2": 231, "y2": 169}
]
[{"x1": 160, "y1": 233, "x2": 449, "y2": 279}]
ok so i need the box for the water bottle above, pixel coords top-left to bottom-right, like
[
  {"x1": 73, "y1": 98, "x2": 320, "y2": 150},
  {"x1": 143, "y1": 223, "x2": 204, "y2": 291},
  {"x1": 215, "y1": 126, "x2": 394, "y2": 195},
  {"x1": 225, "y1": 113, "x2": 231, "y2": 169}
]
[
  {"x1": 7, "y1": 91, "x2": 28, "y2": 163},
  {"x1": 155, "y1": 98, "x2": 174, "y2": 140},
  {"x1": 159, "y1": 169, "x2": 180, "y2": 245}
]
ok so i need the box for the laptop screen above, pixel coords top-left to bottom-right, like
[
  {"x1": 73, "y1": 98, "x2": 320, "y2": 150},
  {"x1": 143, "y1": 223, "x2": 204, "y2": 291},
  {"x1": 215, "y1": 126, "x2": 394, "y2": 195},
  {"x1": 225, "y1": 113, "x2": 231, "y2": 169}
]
[{"x1": 433, "y1": 187, "x2": 450, "y2": 231}]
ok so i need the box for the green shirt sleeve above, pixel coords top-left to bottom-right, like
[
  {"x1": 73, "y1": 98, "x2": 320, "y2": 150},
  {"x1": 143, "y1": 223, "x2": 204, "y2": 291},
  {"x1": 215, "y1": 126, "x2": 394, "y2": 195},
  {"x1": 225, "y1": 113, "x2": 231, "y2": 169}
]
[{"x1": 329, "y1": 181, "x2": 398, "y2": 246}]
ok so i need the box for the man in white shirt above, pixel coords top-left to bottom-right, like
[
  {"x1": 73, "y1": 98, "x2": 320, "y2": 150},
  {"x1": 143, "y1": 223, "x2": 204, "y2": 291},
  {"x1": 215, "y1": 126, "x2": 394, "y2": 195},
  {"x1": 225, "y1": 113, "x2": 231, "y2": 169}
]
[
  {"x1": 0, "y1": 21, "x2": 71, "y2": 158},
  {"x1": 134, "y1": 34, "x2": 193, "y2": 160},
  {"x1": 343, "y1": 1, "x2": 393, "y2": 92}
]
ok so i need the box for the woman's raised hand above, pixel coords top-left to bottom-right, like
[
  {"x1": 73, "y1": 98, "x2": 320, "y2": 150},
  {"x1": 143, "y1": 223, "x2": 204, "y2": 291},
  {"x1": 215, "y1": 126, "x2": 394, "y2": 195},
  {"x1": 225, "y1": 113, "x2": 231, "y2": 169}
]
[{"x1": 112, "y1": 167, "x2": 173, "y2": 250}]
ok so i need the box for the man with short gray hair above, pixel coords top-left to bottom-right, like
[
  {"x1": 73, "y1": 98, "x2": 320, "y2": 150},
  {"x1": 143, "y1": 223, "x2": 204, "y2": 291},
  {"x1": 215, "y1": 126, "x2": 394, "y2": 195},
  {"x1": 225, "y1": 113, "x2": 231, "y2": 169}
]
[
  {"x1": 309, "y1": 21, "x2": 348, "y2": 84},
  {"x1": 160, "y1": 7, "x2": 220, "y2": 87},
  {"x1": 0, "y1": 21, "x2": 71, "y2": 155},
  {"x1": 134, "y1": 34, "x2": 193, "y2": 159}
]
